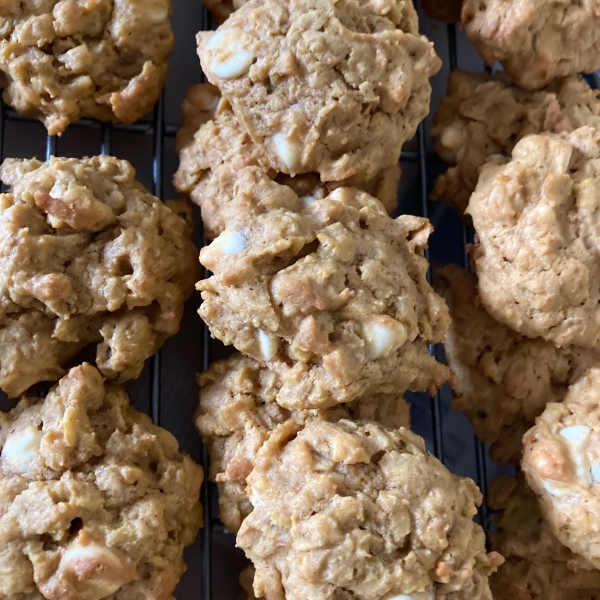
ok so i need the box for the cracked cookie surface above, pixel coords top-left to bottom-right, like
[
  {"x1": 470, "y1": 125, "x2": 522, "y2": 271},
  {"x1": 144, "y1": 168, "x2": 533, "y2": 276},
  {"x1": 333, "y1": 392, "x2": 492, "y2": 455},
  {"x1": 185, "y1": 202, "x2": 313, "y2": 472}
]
[
  {"x1": 0, "y1": 0, "x2": 174, "y2": 135},
  {"x1": 237, "y1": 418, "x2": 502, "y2": 600},
  {"x1": 198, "y1": 167, "x2": 450, "y2": 410},
  {"x1": 468, "y1": 127, "x2": 600, "y2": 348},
  {"x1": 174, "y1": 84, "x2": 401, "y2": 239},
  {"x1": 197, "y1": 0, "x2": 440, "y2": 182},
  {"x1": 0, "y1": 363, "x2": 203, "y2": 600},
  {"x1": 0, "y1": 155, "x2": 198, "y2": 397}
]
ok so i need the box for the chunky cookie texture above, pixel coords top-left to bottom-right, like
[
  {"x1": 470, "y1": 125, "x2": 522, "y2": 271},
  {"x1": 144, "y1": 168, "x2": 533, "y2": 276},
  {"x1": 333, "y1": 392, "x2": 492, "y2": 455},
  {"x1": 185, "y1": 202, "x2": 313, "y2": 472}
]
[
  {"x1": 462, "y1": 0, "x2": 600, "y2": 90},
  {"x1": 468, "y1": 127, "x2": 600, "y2": 348},
  {"x1": 197, "y1": 0, "x2": 440, "y2": 182},
  {"x1": 522, "y1": 367, "x2": 600, "y2": 569},
  {"x1": 437, "y1": 265, "x2": 598, "y2": 465},
  {"x1": 0, "y1": 363, "x2": 203, "y2": 600},
  {"x1": 0, "y1": 156, "x2": 198, "y2": 398},
  {"x1": 0, "y1": 0, "x2": 174, "y2": 135},
  {"x1": 432, "y1": 70, "x2": 600, "y2": 214},
  {"x1": 237, "y1": 419, "x2": 503, "y2": 600},
  {"x1": 196, "y1": 353, "x2": 410, "y2": 533},
  {"x1": 174, "y1": 84, "x2": 401, "y2": 239},
  {"x1": 198, "y1": 167, "x2": 450, "y2": 409},
  {"x1": 489, "y1": 475, "x2": 600, "y2": 600}
]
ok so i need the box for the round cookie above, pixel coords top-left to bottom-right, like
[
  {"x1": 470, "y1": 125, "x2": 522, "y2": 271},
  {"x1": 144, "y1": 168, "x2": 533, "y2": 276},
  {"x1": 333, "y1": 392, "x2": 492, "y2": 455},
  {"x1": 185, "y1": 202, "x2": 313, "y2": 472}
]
[
  {"x1": 437, "y1": 264, "x2": 599, "y2": 465},
  {"x1": 197, "y1": 0, "x2": 440, "y2": 182},
  {"x1": 522, "y1": 367, "x2": 600, "y2": 568},
  {"x1": 198, "y1": 166, "x2": 450, "y2": 410},
  {"x1": 488, "y1": 475, "x2": 600, "y2": 600},
  {"x1": 0, "y1": 155, "x2": 198, "y2": 398},
  {"x1": 237, "y1": 418, "x2": 503, "y2": 600},
  {"x1": 431, "y1": 70, "x2": 600, "y2": 214},
  {"x1": 0, "y1": 0, "x2": 174, "y2": 135},
  {"x1": 0, "y1": 363, "x2": 203, "y2": 600},
  {"x1": 174, "y1": 84, "x2": 401, "y2": 239},
  {"x1": 196, "y1": 353, "x2": 411, "y2": 533},
  {"x1": 461, "y1": 0, "x2": 600, "y2": 91},
  {"x1": 467, "y1": 127, "x2": 600, "y2": 348}
]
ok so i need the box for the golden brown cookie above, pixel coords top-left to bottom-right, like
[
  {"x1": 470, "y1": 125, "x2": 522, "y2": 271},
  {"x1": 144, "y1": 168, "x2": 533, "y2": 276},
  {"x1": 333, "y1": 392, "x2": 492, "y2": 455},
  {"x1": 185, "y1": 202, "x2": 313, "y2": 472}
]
[
  {"x1": 468, "y1": 127, "x2": 600, "y2": 348},
  {"x1": 489, "y1": 475, "x2": 600, "y2": 600},
  {"x1": 198, "y1": 167, "x2": 450, "y2": 410},
  {"x1": 0, "y1": 0, "x2": 174, "y2": 135},
  {"x1": 174, "y1": 84, "x2": 401, "y2": 239},
  {"x1": 0, "y1": 155, "x2": 198, "y2": 397},
  {"x1": 197, "y1": 0, "x2": 439, "y2": 182},
  {"x1": 522, "y1": 367, "x2": 600, "y2": 569},
  {"x1": 0, "y1": 363, "x2": 203, "y2": 600},
  {"x1": 437, "y1": 264, "x2": 599, "y2": 465},
  {"x1": 461, "y1": 0, "x2": 600, "y2": 90},
  {"x1": 431, "y1": 70, "x2": 600, "y2": 214},
  {"x1": 237, "y1": 418, "x2": 503, "y2": 599},
  {"x1": 196, "y1": 353, "x2": 410, "y2": 533}
]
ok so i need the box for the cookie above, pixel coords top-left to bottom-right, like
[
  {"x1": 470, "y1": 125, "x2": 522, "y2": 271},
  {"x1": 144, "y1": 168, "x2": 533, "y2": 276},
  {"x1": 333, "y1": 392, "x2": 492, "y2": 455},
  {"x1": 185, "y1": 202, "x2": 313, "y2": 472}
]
[
  {"x1": 196, "y1": 353, "x2": 410, "y2": 533},
  {"x1": 422, "y1": 0, "x2": 462, "y2": 23},
  {"x1": 202, "y1": 0, "x2": 245, "y2": 24},
  {"x1": 467, "y1": 127, "x2": 600, "y2": 348},
  {"x1": 0, "y1": 0, "x2": 174, "y2": 135},
  {"x1": 437, "y1": 264, "x2": 598, "y2": 465},
  {"x1": 174, "y1": 84, "x2": 401, "y2": 239},
  {"x1": 237, "y1": 418, "x2": 503, "y2": 600},
  {"x1": 488, "y1": 475, "x2": 600, "y2": 600},
  {"x1": 431, "y1": 70, "x2": 600, "y2": 214},
  {"x1": 461, "y1": 0, "x2": 600, "y2": 90},
  {"x1": 198, "y1": 167, "x2": 450, "y2": 410},
  {"x1": 0, "y1": 155, "x2": 198, "y2": 398},
  {"x1": 197, "y1": 0, "x2": 440, "y2": 182},
  {"x1": 522, "y1": 367, "x2": 600, "y2": 568},
  {"x1": 0, "y1": 363, "x2": 203, "y2": 600}
]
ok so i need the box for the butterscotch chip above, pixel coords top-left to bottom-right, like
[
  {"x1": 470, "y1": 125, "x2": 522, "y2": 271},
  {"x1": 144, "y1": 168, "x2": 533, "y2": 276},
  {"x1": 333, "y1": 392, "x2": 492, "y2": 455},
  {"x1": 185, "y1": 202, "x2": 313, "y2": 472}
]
[
  {"x1": 522, "y1": 367, "x2": 600, "y2": 568},
  {"x1": 174, "y1": 84, "x2": 401, "y2": 239},
  {"x1": 196, "y1": 353, "x2": 410, "y2": 533},
  {"x1": 431, "y1": 70, "x2": 600, "y2": 214},
  {"x1": 197, "y1": 0, "x2": 440, "y2": 182},
  {"x1": 198, "y1": 167, "x2": 450, "y2": 410},
  {"x1": 467, "y1": 127, "x2": 600, "y2": 348},
  {"x1": 461, "y1": 0, "x2": 600, "y2": 90},
  {"x1": 0, "y1": 363, "x2": 203, "y2": 600},
  {"x1": 237, "y1": 419, "x2": 502, "y2": 599},
  {"x1": 437, "y1": 264, "x2": 598, "y2": 465},
  {"x1": 0, "y1": 155, "x2": 198, "y2": 397},
  {"x1": 489, "y1": 475, "x2": 600, "y2": 600},
  {"x1": 0, "y1": 0, "x2": 174, "y2": 135}
]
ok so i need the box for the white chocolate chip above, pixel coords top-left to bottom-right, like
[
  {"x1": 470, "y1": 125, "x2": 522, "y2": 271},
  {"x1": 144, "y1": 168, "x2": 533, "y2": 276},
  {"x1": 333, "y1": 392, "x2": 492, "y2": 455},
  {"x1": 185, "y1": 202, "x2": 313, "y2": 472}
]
[
  {"x1": 1, "y1": 426, "x2": 43, "y2": 474},
  {"x1": 327, "y1": 187, "x2": 346, "y2": 202},
  {"x1": 219, "y1": 229, "x2": 246, "y2": 255},
  {"x1": 592, "y1": 463, "x2": 600, "y2": 483},
  {"x1": 440, "y1": 123, "x2": 465, "y2": 155},
  {"x1": 362, "y1": 316, "x2": 408, "y2": 360},
  {"x1": 145, "y1": 0, "x2": 169, "y2": 23},
  {"x1": 388, "y1": 592, "x2": 435, "y2": 600},
  {"x1": 206, "y1": 29, "x2": 254, "y2": 79},
  {"x1": 258, "y1": 329, "x2": 279, "y2": 361},
  {"x1": 560, "y1": 425, "x2": 592, "y2": 487},
  {"x1": 301, "y1": 194, "x2": 316, "y2": 207},
  {"x1": 560, "y1": 425, "x2": 591, "y2": 447},
  {"x1": 249, "y1": 488, "x2": 266, "y2": 507},
  {"x1": 273, "y1": 133, "x2": 301, "y2": 172}
]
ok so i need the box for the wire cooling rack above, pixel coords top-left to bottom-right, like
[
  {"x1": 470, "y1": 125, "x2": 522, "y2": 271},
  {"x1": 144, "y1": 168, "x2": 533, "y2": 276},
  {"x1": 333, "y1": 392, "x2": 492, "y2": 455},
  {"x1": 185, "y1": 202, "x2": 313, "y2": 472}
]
[{"x1": 0, "y1": 2, "x2": 544, "y2": 598}]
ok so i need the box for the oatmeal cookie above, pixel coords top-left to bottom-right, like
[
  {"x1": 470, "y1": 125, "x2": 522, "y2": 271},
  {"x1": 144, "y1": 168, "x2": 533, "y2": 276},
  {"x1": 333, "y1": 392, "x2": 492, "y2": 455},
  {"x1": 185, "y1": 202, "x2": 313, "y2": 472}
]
[
  {"x1": 467, "y1": 127, "x2": 600, "y2": 348},
  {"x1": 0, "y1": 363, "x2": 203, "y2": 600},
  {"x1": 489, "y1": 475, "x2": 600, "y2": 600},
  {"x1": 522, "y1": 367, "x2": 600, "y2": 568},
  {"x1": 237, "y1": 418, "x2": 503, "y2": 600},
  {"x1": 196, "y1": 353, "x2": 410, "y2": 533},
  {"x1": 198, "y1": 167, "x2": 450, "y2": 410},
  {"x1": 461, "y1": 0, "x2": 600, "y2": 90},
  {"x1": 437, "y1": 264, "x2": 599, "y2": 465},
  {"x1": 197, "y1": 0, "x2": 440, "y2": 182},
  {"x1": 174, "y1": 84, "x2": 401, "y2": 239},
  {"x1": 431, "y1": 70, "x2": 600, "y2": 214},
  {"x1": 0, "y1": 155, "x2": 198, "y2": 398},
  {"x1": 0, "y1": 0, "x2": 174, "y2": 135},
  {"x1": 422, "y1": 0, "x2": 462, "y2": 23}
]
